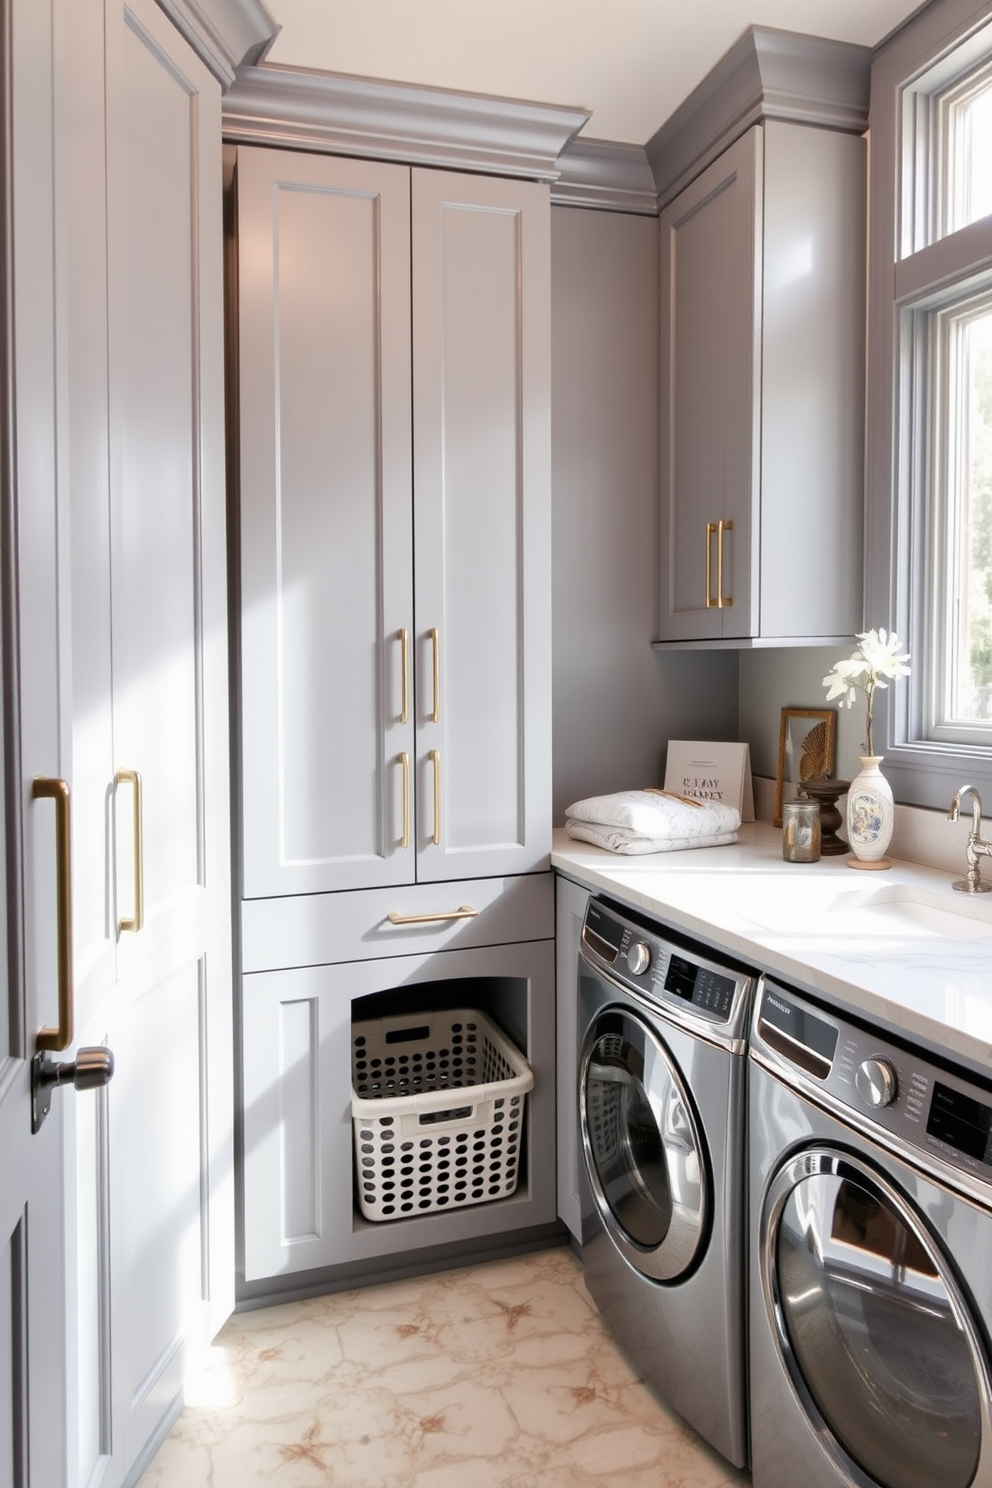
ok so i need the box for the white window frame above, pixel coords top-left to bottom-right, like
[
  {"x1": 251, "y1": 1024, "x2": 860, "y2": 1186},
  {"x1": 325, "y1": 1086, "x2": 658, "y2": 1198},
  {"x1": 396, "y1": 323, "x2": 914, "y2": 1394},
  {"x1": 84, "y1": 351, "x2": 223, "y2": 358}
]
[{"x1": 868, "y1": 0, "x2": 992, "y2": 810}]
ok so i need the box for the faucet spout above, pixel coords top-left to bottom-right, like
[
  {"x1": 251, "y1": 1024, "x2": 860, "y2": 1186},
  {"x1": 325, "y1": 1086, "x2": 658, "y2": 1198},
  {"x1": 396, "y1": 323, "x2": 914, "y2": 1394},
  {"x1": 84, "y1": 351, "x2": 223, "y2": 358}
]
[
  {"x1": 948, "y1": 784, "x2": 983, "y2": 834},
  {"x1": 948, "y1": 784, "x2": 992, "y2": 892}
]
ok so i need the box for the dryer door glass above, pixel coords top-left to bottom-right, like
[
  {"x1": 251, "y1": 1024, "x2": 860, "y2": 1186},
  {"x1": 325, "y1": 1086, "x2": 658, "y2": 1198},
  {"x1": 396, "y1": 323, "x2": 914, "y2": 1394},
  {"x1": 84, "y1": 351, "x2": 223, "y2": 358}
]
[
  {"x1": 769, "y1": 1157, "x2": 982, "y2": 1488},
  {"x1": 580, "y1": 1007, "x2": 708, "y2": 1282}
]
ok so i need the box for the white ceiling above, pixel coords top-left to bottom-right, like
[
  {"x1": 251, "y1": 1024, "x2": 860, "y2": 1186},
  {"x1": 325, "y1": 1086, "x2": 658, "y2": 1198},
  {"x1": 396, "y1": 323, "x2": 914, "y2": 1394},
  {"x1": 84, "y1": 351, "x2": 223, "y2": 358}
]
[{"x1": 264, "y1": 0, "x2": 925, "y2": 145}]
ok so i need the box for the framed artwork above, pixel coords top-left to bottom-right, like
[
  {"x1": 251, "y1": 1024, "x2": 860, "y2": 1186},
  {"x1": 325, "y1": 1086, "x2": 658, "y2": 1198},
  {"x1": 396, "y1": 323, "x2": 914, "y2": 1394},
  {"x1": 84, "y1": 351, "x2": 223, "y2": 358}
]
[{"x1": 774, "y1": 708, "x2": 837, "y2": 827}]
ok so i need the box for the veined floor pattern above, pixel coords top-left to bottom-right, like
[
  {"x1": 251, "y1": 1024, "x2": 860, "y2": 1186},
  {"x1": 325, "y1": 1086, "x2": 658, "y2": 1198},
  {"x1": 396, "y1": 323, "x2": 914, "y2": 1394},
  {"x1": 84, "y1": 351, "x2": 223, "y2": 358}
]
[{"x1": 138, "y1": 1246, "x2": 750, "y2": 1488}]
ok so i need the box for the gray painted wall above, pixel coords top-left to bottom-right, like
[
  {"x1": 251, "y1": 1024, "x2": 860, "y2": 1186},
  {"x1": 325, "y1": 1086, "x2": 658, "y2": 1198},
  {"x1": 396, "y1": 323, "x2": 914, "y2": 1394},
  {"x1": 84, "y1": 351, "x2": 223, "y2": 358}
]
[
  {"x1": 738, "y1": 646, "x2": 867, "y2": 785},
  {"x1": 550, "y1": 204, "x2": 739, "y2": 822}
]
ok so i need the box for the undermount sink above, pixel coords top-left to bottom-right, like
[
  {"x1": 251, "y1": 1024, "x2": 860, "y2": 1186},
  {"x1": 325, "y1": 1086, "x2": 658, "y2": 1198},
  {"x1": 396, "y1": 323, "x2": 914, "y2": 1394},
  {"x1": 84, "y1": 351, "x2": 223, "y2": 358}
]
[
  {"x1": 736, "y1": 882, "x2": 992, "y2": 942},
  {"x1": 821, "y1": 885, "x2": 992, "y2": 941}
]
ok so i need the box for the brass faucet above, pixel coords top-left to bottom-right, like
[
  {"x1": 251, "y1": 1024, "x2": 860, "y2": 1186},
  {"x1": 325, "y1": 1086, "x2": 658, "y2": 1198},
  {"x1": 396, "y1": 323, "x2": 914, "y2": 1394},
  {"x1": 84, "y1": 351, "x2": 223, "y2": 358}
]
[{"x1": 948, "y1": 784, "x2": 992, "y2": 893}]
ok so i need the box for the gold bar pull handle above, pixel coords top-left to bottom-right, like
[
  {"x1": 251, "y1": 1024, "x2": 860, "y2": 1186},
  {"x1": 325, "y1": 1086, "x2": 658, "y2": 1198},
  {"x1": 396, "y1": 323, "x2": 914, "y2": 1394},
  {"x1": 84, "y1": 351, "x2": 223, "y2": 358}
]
[
  {"x1": 717, "y1": 519, "x2": 734, "y2": 608},
  {"x1": 399, "y1": 628, "x2": 410, "y2": 725},
  {"x1": 387, "y1": 905, "x2": 478, "y2": 926},
  {"x1": 33, "y1": 778, "x2": 74, "y2": 1053},
  {"x1": 115, "y1": 768, "x2": 144, "y2": 934},
  {"x1": 429, "y1": 627, "x2": 440, "y2": 724},
  {"x1": 705, "y1": 522, "x2": 718, "y2": 608},
  {"x1": 429, "y1": 748, "x2": 441, "y2": 846},
  {"x1": 399, "y1": 751, "x2": 411, "y2": 850}
]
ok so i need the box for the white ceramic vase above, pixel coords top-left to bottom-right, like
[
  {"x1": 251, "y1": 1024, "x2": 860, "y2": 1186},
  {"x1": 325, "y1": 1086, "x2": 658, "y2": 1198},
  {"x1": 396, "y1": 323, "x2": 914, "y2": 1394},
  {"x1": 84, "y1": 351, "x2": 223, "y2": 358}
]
[{"x1": 846, "y1": 755, "x2": 894, "y2": 869}]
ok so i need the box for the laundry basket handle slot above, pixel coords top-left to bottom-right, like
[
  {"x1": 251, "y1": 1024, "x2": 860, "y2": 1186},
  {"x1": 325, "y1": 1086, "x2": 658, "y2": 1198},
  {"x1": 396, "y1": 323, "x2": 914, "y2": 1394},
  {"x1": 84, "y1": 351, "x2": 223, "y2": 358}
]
[
  {"x1": 385, "y1": 1024, "x2": 431, "y2": 1044},
  {"x1": 419, "y1": 1105, "x2": 474, "y2": 1125}
]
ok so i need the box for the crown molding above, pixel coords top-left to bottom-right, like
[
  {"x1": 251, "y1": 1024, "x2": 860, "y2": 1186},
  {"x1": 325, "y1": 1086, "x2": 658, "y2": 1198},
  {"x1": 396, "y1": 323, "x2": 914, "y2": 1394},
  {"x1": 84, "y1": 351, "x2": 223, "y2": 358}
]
[
  {"x1": 222, "y1": 64, "x2": 591, "y2": 181},
  {"x1": 647, "y1": 26, "x2": 871, "y2": 210},
  {"x1": 551, "y1": 138, "x2": 657, "y2": 215},
  {"x1": 154, "y1": 0, "x2": 278, "y2": 88}
]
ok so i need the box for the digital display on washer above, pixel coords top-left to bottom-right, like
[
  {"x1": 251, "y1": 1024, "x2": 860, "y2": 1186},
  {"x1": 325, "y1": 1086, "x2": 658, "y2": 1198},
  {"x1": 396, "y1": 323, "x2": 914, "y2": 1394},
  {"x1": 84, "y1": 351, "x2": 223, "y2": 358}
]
[
  {"x1": 664, "y1": 955, "x2": 735, "y2": 1018},
  {"x1": 927, "y1": 1082, "x2": 992, "y2": 1166}
]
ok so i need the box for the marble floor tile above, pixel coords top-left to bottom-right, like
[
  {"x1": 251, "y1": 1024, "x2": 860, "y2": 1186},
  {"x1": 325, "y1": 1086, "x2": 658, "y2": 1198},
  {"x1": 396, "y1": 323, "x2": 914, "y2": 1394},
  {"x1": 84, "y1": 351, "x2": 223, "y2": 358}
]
[{"x1": 137, "y1": 1247, "x2": 750, "y2": 1488}]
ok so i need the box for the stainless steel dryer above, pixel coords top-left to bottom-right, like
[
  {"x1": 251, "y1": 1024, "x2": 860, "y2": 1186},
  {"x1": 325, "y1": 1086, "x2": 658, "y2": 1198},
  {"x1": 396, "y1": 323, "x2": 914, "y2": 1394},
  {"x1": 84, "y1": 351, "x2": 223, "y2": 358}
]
[
  {"x1": 577, "y1": 896, "x2": 756, "y2": 1469},
  {"x1": 749, "y1": 977, "x2": 992, "y2": 1488}
]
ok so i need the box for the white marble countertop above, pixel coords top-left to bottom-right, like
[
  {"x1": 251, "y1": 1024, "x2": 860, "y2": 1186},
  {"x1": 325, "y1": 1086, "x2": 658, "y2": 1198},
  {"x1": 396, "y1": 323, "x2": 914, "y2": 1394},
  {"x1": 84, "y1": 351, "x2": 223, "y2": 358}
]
[{"x1": 551, "y1": 824, "x2": 992, "y2": 1077}]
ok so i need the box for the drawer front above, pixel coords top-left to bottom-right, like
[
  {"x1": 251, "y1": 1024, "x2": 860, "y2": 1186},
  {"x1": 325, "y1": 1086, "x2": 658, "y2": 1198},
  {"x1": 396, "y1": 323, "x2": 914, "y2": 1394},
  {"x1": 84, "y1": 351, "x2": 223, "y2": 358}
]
[{"x1": 241, "y1": 872, "x2": 554, "y2": 973}]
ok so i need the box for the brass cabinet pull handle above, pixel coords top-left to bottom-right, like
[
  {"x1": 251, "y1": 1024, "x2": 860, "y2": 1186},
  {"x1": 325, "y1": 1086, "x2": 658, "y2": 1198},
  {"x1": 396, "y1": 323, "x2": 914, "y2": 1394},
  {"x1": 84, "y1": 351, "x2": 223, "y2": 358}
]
[
  {"x1": 705, "y1": 522, "x2": 718, "y2": 608},
  {"x1": 387, "y1": 905, "x2": 478, "y2": 926},
  {"x1": 429, "y1": 627, "x2": 440, "y2": 723},
  {"x1": 718, "y1": 519, "x2": 734, "y2": 608},
  {"x1": 399, "y1": 628, "x2": 410, "y2": 725},
  {"x1": 115, "y1": 768, "x2": 144, "y2": 933},
  {"x1": 32, "y1": 778, "x2": 74, "y2": 1053},
  {"x1": 399, "y1": 751, "x2": 410, "y2": 850},
  {"x1": 430, "y1": 748, "x2": 441, "y2": 845}
]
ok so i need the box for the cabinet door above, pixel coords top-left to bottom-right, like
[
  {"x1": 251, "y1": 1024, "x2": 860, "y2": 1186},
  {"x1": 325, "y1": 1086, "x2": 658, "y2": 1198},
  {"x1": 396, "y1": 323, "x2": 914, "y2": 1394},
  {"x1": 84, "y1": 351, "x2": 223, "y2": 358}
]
[
  {"x1": 103, "y1": 0, "x2": 235, "y2": 1476},
  {"x1": 659, "y1": 128, "x2": 760, "y2": 641},
  {"x1": 237, "y1": 148, "x2": 414, "y2": 898},
  {"x1": 412, "y1": 169, "x2": 551, "y2": 881},
  {"x1": 242, "y1": 939, "x2": 556, "y2": 1283}
]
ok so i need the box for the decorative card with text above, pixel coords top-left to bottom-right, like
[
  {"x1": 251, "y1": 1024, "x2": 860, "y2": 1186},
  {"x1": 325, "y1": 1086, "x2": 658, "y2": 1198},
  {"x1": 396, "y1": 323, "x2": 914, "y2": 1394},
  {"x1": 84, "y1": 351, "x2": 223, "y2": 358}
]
[{"x1": 664, "y1": 740, "x2": 755, "y2": 822}]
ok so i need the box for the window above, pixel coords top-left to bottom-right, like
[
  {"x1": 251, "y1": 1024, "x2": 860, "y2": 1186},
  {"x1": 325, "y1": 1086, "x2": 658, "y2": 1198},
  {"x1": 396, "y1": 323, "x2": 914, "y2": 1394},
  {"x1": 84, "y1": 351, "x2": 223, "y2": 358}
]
[{"x1": 869, "y1": 0, "x2": 992, "y2": 808}]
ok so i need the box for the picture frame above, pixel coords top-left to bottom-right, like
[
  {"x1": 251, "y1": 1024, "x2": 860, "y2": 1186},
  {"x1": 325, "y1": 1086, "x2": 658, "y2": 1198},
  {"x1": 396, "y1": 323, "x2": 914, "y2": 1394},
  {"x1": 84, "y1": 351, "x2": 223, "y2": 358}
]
[{"x1": 774, "y1": 708, "x2": 837, "y2": 827}]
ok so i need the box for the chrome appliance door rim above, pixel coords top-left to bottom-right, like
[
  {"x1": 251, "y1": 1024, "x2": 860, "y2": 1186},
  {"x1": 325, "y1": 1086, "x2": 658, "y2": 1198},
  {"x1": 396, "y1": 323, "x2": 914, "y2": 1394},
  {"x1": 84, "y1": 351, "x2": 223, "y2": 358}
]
[
  {"x1": 579, "y1": 1002, "x2": 710, "y2": 1283},
  {"x1": 759, "y1": 1144, "x2": 992, "y2": 1488}
]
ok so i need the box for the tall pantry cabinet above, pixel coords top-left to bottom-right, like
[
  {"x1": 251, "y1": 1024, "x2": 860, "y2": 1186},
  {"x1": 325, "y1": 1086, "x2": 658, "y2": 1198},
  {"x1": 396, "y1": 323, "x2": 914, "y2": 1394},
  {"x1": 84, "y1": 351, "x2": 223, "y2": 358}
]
[
  {"x1": 2, "y1": 0, "x2": 266, "y2": 1481},
  {"x1": 232, "y1": 146, "x2": 556, "y2": 1289}
]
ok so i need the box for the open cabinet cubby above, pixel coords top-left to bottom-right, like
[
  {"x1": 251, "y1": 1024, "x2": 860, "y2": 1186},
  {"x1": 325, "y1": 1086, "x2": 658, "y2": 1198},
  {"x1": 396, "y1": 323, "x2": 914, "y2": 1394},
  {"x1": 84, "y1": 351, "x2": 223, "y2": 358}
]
[{"x1": 240, "y1": 939, "x2": 557, "y2": 1297}]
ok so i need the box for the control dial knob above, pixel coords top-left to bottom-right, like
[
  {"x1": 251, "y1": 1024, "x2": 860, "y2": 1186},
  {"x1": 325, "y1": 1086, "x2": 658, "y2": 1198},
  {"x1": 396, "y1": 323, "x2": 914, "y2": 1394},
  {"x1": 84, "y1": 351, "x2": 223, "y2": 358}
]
[
  {"x1": 626, "y1": 940, "x2": 651, "y2": 976},
  {"x1": 855, "y1": 1057, "x2": 898, "y2": 1109}
]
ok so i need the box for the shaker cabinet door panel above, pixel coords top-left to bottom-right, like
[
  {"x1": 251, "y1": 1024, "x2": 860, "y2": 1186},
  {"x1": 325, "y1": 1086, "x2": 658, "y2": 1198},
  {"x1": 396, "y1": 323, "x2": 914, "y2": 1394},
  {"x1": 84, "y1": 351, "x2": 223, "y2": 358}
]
[
  {"x1": 237, "y1": 149, "x2": 414, "y2": 898},
  {"x1": 107, "y1": 0, "x2": 225, "y2": 977},
  {"x1": 656, "y1": 119, "x2": 865, "y2": 648},
  {"x1": 659, "y1": 128, "x2": 758, "y2": 641},
  {"x1": 412, "y1": 169, "x2": 551, "y2": 881}
]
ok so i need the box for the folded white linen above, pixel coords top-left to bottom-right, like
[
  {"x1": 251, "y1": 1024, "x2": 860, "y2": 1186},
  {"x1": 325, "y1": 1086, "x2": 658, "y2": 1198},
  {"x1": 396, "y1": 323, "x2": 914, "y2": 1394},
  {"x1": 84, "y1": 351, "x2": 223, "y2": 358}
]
[
  {"x1": 564, "y1": 789, "x2": 740, "y2": 841},
  {"x1": 564, "y1": 819, "x2": 738, "y2": 855}
]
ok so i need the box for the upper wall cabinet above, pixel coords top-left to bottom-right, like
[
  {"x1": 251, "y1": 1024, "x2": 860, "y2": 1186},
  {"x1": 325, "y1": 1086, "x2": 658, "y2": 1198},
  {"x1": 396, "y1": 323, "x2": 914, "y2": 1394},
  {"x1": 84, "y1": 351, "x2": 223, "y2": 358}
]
[
  {"x1": 649, "y1": 30, "x2": 871, "y2": 650},
  {"x1": 657, "y1": 119, "x2": 866, "y2": 646},
  {"x1": 235, "y1": 147, "x2": 551, "y2": 897}
]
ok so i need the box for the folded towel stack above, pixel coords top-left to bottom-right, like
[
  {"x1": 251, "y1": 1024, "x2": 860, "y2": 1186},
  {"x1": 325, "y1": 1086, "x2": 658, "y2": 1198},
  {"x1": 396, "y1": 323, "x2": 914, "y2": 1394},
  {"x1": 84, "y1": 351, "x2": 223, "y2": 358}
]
[{"x1": 564, "y1": 789, "x2": 740, "y2": 855}]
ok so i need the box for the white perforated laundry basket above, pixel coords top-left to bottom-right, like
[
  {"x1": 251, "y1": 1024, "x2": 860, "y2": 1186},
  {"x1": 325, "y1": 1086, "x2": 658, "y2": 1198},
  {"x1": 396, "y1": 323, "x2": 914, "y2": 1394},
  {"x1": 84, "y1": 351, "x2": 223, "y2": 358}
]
[{"x1": 351, "y1": 1009, "x2": 533, "y2": 1222}]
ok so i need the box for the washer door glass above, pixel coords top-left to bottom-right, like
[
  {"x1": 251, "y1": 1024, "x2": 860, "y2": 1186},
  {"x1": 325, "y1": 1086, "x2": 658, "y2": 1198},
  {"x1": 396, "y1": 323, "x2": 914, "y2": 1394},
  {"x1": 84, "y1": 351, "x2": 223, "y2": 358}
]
[
  {"x1": 768, "y1": 1153, "x2": 985, "y2": 1488},
  {"x1": 580, "y1": 1006, "x2": 708, "y2": 1282}
]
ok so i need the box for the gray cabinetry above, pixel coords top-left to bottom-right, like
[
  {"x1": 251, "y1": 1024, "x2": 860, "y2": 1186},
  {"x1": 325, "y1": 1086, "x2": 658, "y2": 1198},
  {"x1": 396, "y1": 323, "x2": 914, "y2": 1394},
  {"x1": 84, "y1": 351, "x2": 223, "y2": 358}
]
[
  {"x1": 235, "y1": 147, "x2": 551, "y2": 898},
  {"x1": 657, "y1": 121, "x2": 866, "y2": 647},
  {"x1": 6, "y1": 0, "x2": 242, "y2": 1483},
  {"x1": 66, "y1": 6, "x2": 236, "y2": 1484},
  {"x1": 233, "y1": 144, "x2": 554, "y2": 1293}
]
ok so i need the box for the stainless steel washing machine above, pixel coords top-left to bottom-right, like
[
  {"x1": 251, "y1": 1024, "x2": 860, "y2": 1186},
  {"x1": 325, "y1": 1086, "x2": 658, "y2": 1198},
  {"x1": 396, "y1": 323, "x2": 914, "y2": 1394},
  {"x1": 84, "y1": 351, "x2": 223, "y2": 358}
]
[
  {"x1": 749, "y1": 977, "x2": 992, "y2": 1488},
  {"x1": 577, "y1": 896, "x2": 756, "y2": 1469}
]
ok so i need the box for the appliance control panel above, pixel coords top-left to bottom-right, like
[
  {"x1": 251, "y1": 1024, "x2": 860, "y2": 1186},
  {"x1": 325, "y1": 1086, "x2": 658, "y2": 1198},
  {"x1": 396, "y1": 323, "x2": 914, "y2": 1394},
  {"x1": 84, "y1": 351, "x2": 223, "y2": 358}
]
[
  {"x1": 580, "y1": 897, "x2": 755, "y2": 1036},
  {"x1": 755, "y1": 978, "x2": 992, "y2": 1190}
]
